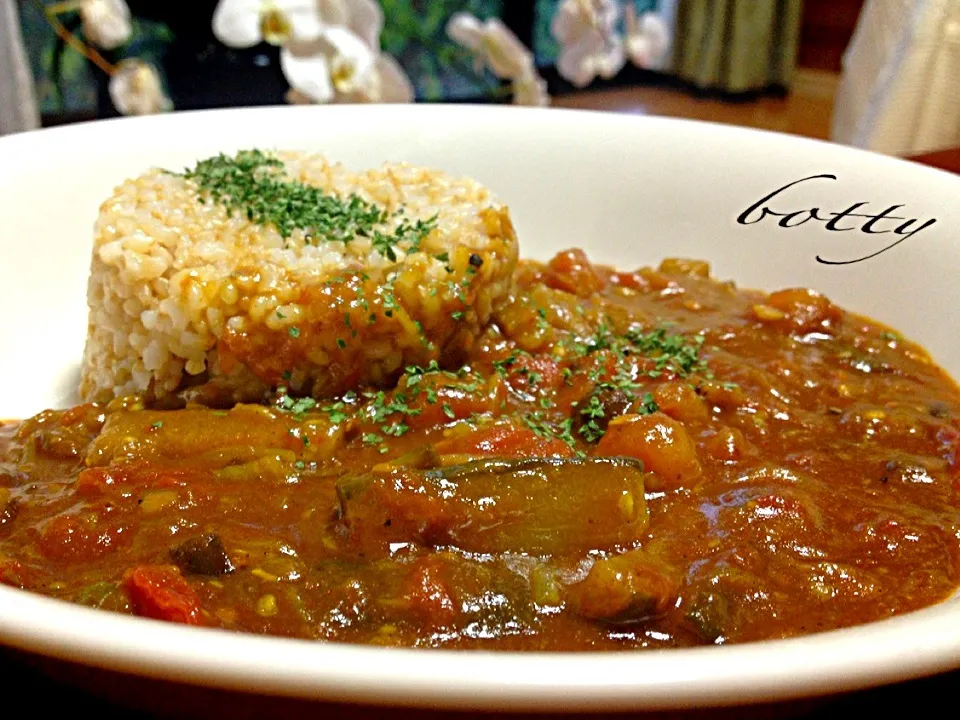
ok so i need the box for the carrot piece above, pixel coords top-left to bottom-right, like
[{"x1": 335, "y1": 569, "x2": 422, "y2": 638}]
[
  {"x1": 123, "y1": 565, "x2": 202, "y2": 625},
  {"x1": 593, "y1": 412, "x2": 702, "y2": 490}
]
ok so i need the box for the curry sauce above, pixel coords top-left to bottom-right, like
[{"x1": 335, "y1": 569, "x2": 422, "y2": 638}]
[{"x1": 1, "y1": 252, "x2": 958, "y2": 650}]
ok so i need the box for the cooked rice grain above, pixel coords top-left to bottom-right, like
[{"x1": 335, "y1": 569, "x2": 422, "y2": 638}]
[{"x1": 80, "y1": 152, "x2": 519, "y2": 403}]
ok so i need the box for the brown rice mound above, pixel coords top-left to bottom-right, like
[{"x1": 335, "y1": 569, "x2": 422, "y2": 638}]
[{"x1": 80, "y1": 151, "x2": 519, "y2": 404}]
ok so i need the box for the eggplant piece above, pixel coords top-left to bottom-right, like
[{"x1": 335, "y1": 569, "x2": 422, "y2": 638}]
[
  {"x1": 86, "y1": 405, "x2": 342, "y2": 467},
  {"x1": 336, "y1": 456, "x2": 649, "y2": 556},
  {"x1": 683, "y1": 590, "x2": 733, "y2": 644},
  {"x1": 170, "y1": 534, "x2": 234, "y2": 576},
  {"x1": 74, "y1": 581, "x2": 132, "y2": 613}
]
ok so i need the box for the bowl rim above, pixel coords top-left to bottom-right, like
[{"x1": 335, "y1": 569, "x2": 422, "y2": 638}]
[{"x1": 2, "y1": 104, "x2": 960, "y2": 711}]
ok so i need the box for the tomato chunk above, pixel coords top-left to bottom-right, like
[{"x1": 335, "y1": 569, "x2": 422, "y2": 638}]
[
  {"x1": 404, "y1": 556, "x2": 458, "y2": 627},
  {"x1": 436, "y1": 422, "x2": 574, "y2": 459},
  {"x1": 123, "y1": 565, "x2": 202, "y2": 625},
  {"x1": 544, "y1": 249, "x2": 606, "y2": 297},
  {"x1": 75, "y1": 464, "x2": 203, "y2": 496}
]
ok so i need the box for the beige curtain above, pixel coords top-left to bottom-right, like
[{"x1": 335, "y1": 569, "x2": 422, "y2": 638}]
[
  {"x1": 670, "y1": 0, "x2": 804, "y2": 93},
  {"x1": 0, "y1": 0, "x2": 40, "y2": 135}
]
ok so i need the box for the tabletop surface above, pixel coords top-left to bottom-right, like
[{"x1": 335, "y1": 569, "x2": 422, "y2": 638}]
[{"x1": 2, "y1": 142, "x2": 958, "y2": 720}]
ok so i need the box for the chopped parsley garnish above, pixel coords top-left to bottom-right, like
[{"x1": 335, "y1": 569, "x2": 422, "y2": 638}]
[
  {"x1": 151, "y1": 421, "x2": 163, "y2": 429},
  {"x1": 493, "y1": 352, "x2": 520, "y2": 377},
  {"x1": 277, "y1": 391, "x2": 318, "y2": 421},
  {"x1": 623, "y1": 326, "x2": 710, "y2": 378},
  {"x1": 523, "y1": 413, "x2": 581, "y2": 453},
  {"x1": 636, "y1": 391, "x2": 659, "y2": 415},
  {"x1": 179, "y1": 150, "x2": 437, "y2": 248},
  {"x1": 577, "y1": 395, "x2": 607, "y2": 443},
  {"x1": 288, "y1": 326, "x2": 301, "y2": 339},
  {"x1": 383, "y1": 422, "x2": 409, "y2": 438},
  {"x1": 321, "y1": 400, "x2": 350, "y2": 425},
  {"x1": 287, "y1": 427, "x2": 310, "y2": 446}
]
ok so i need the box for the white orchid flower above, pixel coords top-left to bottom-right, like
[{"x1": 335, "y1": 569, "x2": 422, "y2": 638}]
[
  {"x1": 446, "y1": 12, "x2": 534, "y2": 81},
  {"x1": 283, "y1": 31, "x2": 413, "y2": 104},
  {"x1": 512, "y1": 70, "x2": 550, "y2": 107},
  {"x1": 552, "y1": 0, "x2": 619, "y2": 46},
  {"x1": 281, "y1": 27, "x2": 380, "y2": 103},
  {"x1": 368, "y1": 54, "x2": 415, "y2": 102},
  {"x1": 551, "y1": 0, "x2": 625, "y2": 88},
  {"x1": 79, "y1": 0, "x2": 132, "y2": 51},
  {"x1": 212, "y1": 0, "x2": 325, "y2": 48},
  {"x1": 109, "y1": 60, "x2": 172, "y2": 115},
  {"x1": 624, "y1": 7, "x2": 670, "y2": 69},
  {"x1": 284, "y1": 54, "x2": 413, "y2": 104},
  {"x1": 317, "y1": 0, "x2": 384, "y2": 50},
  {"x1": 556, "y1": 31, "x2": 625, "y2": 88}
]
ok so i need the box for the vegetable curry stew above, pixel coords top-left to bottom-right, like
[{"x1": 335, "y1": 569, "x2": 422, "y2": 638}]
[{"x1": 2, "y1": 252, "x2": 959, "y2": 650}]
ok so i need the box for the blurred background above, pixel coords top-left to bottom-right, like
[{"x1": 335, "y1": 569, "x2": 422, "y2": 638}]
[{"x1": 2, "y1": 0, "x2": 959, "y2": 157}]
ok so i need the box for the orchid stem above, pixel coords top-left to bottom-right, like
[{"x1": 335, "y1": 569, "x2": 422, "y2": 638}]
[
  {"x1": 34, "y1": 0, "x2": 116, "y2": 76},
  {"x1": 44, "y1": 0, "x2": 84, "y2": 15}
]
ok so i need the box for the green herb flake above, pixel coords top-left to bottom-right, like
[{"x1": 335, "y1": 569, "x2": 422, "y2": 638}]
[
  {"x1": 383, "y1": 422, "x2": 409, "y2": 438},
  {"x1": 637, "y1": 392, "x2": 659, "y2": 415},
  {"x1": 178, "y1": 150, "x2": 438, "y2": 251},
  {"x1": 321, "y1": 400, "x2": 350, "y2": 425},
  {"x1": 288, "y1": 326, "x2": 301, "y2": 339}
]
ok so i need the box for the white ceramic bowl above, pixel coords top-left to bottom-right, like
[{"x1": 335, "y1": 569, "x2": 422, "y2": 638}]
[{"x1": 1, "y1": 105, "x2": 959, "y2": 712}]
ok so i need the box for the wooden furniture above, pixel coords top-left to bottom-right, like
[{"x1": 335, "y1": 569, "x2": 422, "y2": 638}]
[{"x1": 798, "y1": 0, "x2": 865, "y2": 72}]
